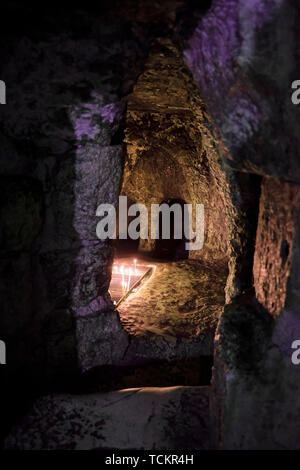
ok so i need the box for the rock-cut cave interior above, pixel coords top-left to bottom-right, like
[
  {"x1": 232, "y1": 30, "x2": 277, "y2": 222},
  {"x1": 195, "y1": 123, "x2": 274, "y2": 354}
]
[{"x1": 1, "y1": 0, "x2": 300, "y2": 452}]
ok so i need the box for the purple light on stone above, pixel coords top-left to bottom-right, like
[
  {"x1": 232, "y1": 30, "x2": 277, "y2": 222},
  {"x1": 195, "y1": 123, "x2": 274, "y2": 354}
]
[
  {"x1": 70, "y1": 101, "x2": 103, "y2": 141},
  {"x1": 100, "y1": 102, "x2": 123, "y2": 124},
  {"x1": 73, "y1": 115, "x2": 100, "y2": 141},
  {"x1": 184, "y1": 0, "x2": 285, "y2": 94},
  {"x1": 273, "y1": 309, "x2": 300, "y2": 358},
  {"x1": 183, "y1": 0, "x2": 239, "y2": 95},
  {"x1": 182, "y1": 0, "x2": 285, "y2": 149}
]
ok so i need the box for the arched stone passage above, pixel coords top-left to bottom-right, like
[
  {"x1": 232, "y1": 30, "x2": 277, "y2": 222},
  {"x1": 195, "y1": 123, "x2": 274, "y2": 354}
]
[
  {"x1": 113, "y1": 37, "x2": 260, "y2": 375},
  {"x1": 122, "y1": 37, "x2": 259, "y2": 299}
]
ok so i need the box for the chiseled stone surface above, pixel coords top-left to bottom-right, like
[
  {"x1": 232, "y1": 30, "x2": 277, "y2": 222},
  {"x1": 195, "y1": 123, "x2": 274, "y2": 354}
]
[
  {"x1": 253, "y1": 177, "x2": 300, "y2": 316},
  {"x1": 5, "y1": 386, "x2": 211, "y2": 450}
]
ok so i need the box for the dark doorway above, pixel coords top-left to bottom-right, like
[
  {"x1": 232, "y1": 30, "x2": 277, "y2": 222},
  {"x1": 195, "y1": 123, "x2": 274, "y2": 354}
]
[{"x1": 155, "y1": 198, "x2": 189, "y2": 261}]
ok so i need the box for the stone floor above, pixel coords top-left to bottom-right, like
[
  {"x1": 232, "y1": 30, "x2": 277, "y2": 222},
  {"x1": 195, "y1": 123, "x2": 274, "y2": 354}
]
[
  {"x1": 4, "y1": 386, "x2": 211, "y2": 450},
  {"x1": 115, "y1": 256, "x2": 227, "y2": 364},
  {"x1": 118, "y1": 257, "x2": 227, "y2": 339}
]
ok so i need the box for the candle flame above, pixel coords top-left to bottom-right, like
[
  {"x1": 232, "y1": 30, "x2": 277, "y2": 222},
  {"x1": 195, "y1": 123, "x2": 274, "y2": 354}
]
[{"x1": 112, "y1": 258, "x2": 141, "y2": 296}]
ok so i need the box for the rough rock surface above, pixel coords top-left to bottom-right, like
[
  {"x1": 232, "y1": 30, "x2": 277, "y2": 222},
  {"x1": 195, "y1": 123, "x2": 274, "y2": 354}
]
[
  {"x1": 179, "y1": 0, "x2": 300, "y2": 449},
  {"x1": 123, "y1": 38, "x2": 259, "y2": 302},
  {"x1": 119, "y1": 260, "x2": 226, "y2": 339},
  {"x1": 211, "y1": 175, "x2": 300, "y2": 448},
  {"x1": 0, "y1": 7, "x2": 148, "y2": 378},
  {"x1": 210, "y1": 186, "x2": 300, "y2": 449},
  {"x1": 5, "y1": 386, "x2": 211, "y2": 450},
  {"x1": 253, "y1": 177, "x2": 300, "y2": 316},
  {"x1": 211, "y1": 293, "x2": 300, "y2": 450},
  {"x1": 184, "y1": 0, "x2": 300, "y2": 182},
  {"x1": 116, "y1": 259, "x2": 226, "y2": 362}
]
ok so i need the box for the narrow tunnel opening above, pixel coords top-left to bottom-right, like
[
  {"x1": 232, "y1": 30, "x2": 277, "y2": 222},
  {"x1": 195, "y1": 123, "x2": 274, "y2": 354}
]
[
  {"x1": 101, "y1": 37, "x2": 264, "y2": 397},
  {"x1": 107, "y1": 40, "x2": 235, "y2": 391}
]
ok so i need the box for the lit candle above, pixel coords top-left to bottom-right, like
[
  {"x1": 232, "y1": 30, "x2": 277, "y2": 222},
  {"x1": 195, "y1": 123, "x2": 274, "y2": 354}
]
[
  {"x1": 122, "y1": 281, "x2": 127, "y2": 295},
  {"x1": 127, "y1": 268, "x2": 132, "y2": 291}
]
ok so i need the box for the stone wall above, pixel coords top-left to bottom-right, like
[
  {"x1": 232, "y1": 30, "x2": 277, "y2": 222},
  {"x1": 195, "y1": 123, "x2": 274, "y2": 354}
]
[
  {"x1": 182, "y1": 0, "x2": 300, "y2": 449},
  {"x1": 0, "y1": 7, "x2": 148, "y2": 381},
  {"x1": 253, "y1": 177, "x2": 300, "y2": 316}
]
